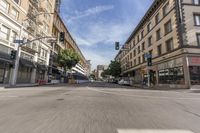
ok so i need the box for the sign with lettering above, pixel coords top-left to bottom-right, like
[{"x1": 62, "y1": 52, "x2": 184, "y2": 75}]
[{"x1": 189, "y1": 57, "x2": 200, "y2": 66}]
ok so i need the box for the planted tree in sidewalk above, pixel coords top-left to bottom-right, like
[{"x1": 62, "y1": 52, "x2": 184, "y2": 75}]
[
  {"x1": 101, "y1": 69, "x2": 110, "y2": 79},
  {"x1": 57, "y1": 49, "x2": 80, "y2": 75},
  {"x1": 107, "y1": 60, "x2": 121, "y2": 78}
]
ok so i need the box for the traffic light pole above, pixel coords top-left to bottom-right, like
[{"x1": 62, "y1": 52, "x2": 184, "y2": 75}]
[
  {"x1": 10, "y1": 25, "x2": 23, "y2": 86},
  {"x1": 147, "y1": 68, "x2": 151, "y2": 87}
]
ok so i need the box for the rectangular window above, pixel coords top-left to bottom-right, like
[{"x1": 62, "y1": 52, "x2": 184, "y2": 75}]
[
  {"x1": 149, "y1": 49, "x2": 153, "y2": 56},
  {"x1": 157, "y1": 44, "x2": 162, "y2": 56},
  {"x1": 0, "y1": 0, "x2": 9, "y2": 13},
  {"x1": 10, "y1": 30, "x2": 17, "y2": 43},
  {"x1": 166, "y1": 38, "x2": 174, "y2": 52},
  {"x1": 130, "y1": 52, "x2": 132, "y2": 59},
  {"x1": 148, "y1": 36, "x2": 152, "y2": 46},
  {"x1": 141, "y1": 30, "x2": 144, "y2": 38},
  {"x1": 193, "y1": 0, "x2": 200, "y2": 5},
  {"x1": 142, "y1": 42, "x2": 145, "y2": 51},
  {"x1": 197, "y1": 34, "x2": 200, "y2": 46},
  {"x1": 0, "y1": 25, "x2": 10, "y2": 40},
  {"x1": 165, "y1": 20, "x2": 172, "y2": 34},
  {"x1": 163, "y1": 2, "x2": 170, "y2": 16},
  {"x1": 155, "y1": 13, "x2": 160, "y2": 24},
  {"x1": 132, "y1": 40, "x2": 135, "y2": 47},
  {"x1": 137, "y1": 35, "x2": 140, "y2": 42},
  {"x1": 156, "y1": 29, "x2": 161, "y2": 41},
  {"x1": 10, "y1": 8, "x2": 19, "y2": 20},
  {"x1": 142, "y1": 54, "x2": 145, "y2": 63},
  {"x1": 134, "y1": 59, "x2": 136, "y2": 66},
  {"x1": 138, "y1": 56, "x2": 141, "y2": 64},
  {"x1": 138, "y1": 46, "x2": 140, "y2": 54},
  {"x1": 147, "y1": 22, "x2": 152, "y2": 32},
  {"x1": 134, "y1": 49, "x2": 136, "y2": 57},
  {"x1": 194, "y1": 14, "x2": 200, "y2": 26}
]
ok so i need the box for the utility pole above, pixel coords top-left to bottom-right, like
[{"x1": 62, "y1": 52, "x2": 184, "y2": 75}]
[{"x1": 10, "y1": 24, "x2": 23, "y2": 86}]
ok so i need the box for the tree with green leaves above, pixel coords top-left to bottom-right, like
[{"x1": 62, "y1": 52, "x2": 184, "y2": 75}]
[
  {"x1": 101, "y1": 69, "x2": 110, "y2": 78},
  {"x1": 57, "y1": 49, "x2": 80, "y2": 73},
  {"x1": 108, "y1": 60, "x2": 121, "y2": 78}
]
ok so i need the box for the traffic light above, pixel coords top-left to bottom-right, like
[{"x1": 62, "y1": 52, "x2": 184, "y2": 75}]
[
  {"x1": 147, "y1": 57, "x2": 152, "y2": 66},
  {"x1": 10, "y1": 50, "x2": 17, "y2": 60},
  {"x1": 59, "y1": 32, "x2": 65, "y2": 43},
  {"x1": 115, "y1": 42, "x2": 120, "y2": 50}
]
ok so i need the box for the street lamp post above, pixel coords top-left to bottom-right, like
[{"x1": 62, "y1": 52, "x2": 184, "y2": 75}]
[{"x1": 10, "y1": 12, "x2": 54, "y2": 86}]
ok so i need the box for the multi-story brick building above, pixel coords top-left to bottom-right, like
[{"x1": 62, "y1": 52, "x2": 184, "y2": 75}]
[
  {"x1": 0, "y1": 0, "x2": 88, "y2": 85},
  {"x1": 49, "y1": 10, "x2": 88, "y2": 83},
  {"x1": 0, "y1": 0, "x2": 56, "y2": 84},
  {"x1": 115, "y1": 0, "x2": 200, "y2": 89}
]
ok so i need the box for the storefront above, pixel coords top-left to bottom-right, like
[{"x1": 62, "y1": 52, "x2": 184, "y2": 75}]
[
  {"x1": 0, "y1": 51, "x2": 13, "y2": 84},
  {"x1": 48, "y1": 66, "x2": 63, "y2": 83},
  {"x1": 36, "y1": 64, "x2": 48, "y2": 82},
  {"x1": 17, "y1": 58, "x2": 36, "y2": 84},
  {"x1": 157, "y1": 57, "x2": 185, "y2": 85},
  {"x1": 188, "y1": 56, "x2": 200, "y2": 85}
]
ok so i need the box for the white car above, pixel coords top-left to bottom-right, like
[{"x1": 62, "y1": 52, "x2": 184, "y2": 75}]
[{"x1": 118, "y1": 79, "x2": 130, "y2": 86}]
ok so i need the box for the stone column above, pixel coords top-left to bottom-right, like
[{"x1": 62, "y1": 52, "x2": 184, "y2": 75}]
[
  {"x1": 31, "y1": 52, "x2": 38, "y2": 84},
  {"x1": 183, "y1": 55, "x2": 190, "y2": 88}
]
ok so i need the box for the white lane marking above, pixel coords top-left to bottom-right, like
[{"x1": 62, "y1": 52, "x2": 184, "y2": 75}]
[
  {"x1": 0, "y1": 95, "x2": 19, "y2": 98},
  {"x1": 87, "y1": 87, "x2": 200, "y2": 100},
  {"x1": 117, "y1": 129, "x2": 194, "y2": 133}
]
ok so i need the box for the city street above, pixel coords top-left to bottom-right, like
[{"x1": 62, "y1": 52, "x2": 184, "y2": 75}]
[{"x1": 0, "y1": 83, "x2": 200, "y2": 133}]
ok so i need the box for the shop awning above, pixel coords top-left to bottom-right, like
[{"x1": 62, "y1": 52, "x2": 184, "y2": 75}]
[{"x1": 20, "y1": 58, "x2": 36, "y2": 68}]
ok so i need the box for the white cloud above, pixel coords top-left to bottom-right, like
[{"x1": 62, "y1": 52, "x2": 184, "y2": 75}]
[
  {"x1": 81, "y1": 49, "x2": 111, "y2": 70},
  {"x1": 67, "y1": 5, "x2": 114, "y2": 22},
  {"x1": 74, "y1": 21, "x2": 133, "y2": 47}
]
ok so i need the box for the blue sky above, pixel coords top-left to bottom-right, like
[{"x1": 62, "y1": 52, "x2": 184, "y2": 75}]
[{"x1": 60, "y1": 0, "x2": 154, "y2": 70}]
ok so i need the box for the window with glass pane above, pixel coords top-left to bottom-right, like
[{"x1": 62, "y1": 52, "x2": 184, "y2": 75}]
[
  {"x1": 157, "y1": 44, "x2": 162, "y2": 56},
  {"x1": 138, "y1": 56, "x2": 141, "y2": 64},
  {"x1": 148, "y1": 36, "x2": 152, "y2": 46},
  {"x1": 149, "y1": 49, "x2": 153, "y2": 56},
  {"x1": 142, "y1": 54, "x2": 145, "y2": 63},
  {"x1": 194, "y1": 14, "x2": 200, "y2": 26},
  {"x1": 193, "y1": 0, "x2": 200, "y2": 5},
  {"x1": 147, "y1": 22, "x2": 152, "y2": 32},
  {"x1": 142, "y1": 42, "x2": 145, "y2": 51},
  {"x1": 10, "y1": 31, "x2": 17, "y2": 42},
  {"x1": 166, "y1": 38, "x2": 173, "y2": 52},
  {"x1": 164, "y1": 20, "x2": 172, "y2": 34},
  {"x1": 0, "y1": 0, "x2": 9, "y2": 13},
  {"x1": 163, "y1": 2, "x2": 169, "y2": 16},
  {"x1": 197, "y1": 34, "x2": 200, "y2": 46},
  {"x1": 138, "y1": 46, "x2": 140, "y2": 54},
  {"x1": 141, "y1": 31, "x2": 144, "y2": 38},
  {"x1": 156, "y1": 29, "x2": 161, "y2": 41},
  {"x1": 155, "y1": 13, "x2": 160, "y2": 24},
  {"x1": 0, "y1": 25, "x2": 10, "y2": 40},
  {"x1": 10, "y1": 8, "x2": 19, "y2": 20}
]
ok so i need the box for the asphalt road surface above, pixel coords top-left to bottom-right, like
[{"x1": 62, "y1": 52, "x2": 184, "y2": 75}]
[{"x1": 0, "y1": 82, "x2": 200, "y2": 133}]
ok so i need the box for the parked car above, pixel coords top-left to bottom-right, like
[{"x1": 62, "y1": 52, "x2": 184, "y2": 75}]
[{"x1": 118, "y1": 79, "x2": 130, "y2": 86}]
